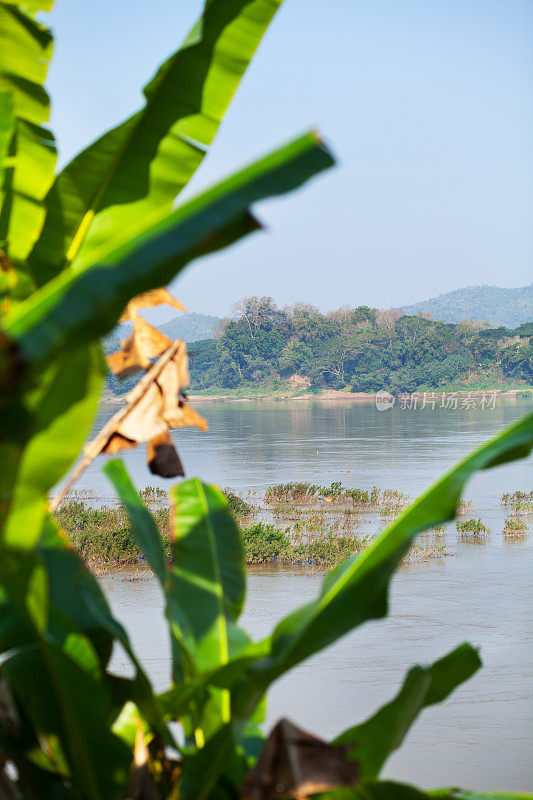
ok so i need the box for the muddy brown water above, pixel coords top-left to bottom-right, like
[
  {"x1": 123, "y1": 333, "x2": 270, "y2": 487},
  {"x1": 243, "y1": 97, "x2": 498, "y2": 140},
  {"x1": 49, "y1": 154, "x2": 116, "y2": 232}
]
[{"x1": 88, "y1": 398, "x2": 533, "y2": 792}]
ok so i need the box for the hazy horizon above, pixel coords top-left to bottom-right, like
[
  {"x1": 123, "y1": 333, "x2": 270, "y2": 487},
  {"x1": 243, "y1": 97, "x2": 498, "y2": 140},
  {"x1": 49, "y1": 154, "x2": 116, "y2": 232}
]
[
  {"x1": 47, "y1": 0, "x2": 533, "y2": 315},
  {"x1": 141, "y1": 282, "x2": 533, "y2": 324}
]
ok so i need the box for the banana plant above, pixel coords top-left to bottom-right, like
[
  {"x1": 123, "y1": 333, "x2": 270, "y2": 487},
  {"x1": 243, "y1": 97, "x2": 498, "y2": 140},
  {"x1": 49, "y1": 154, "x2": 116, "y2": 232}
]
[
  {"x1": 1, "y1": 0, "x2": 532, "y2": 799},
  {"x1": 107, "y1": 411, "x2": 533, "y2": 800},
  {"x1": 0, "y1": 0, "x2": 331, "y2": 797},
  {"x1": 0, "y1": 0, "x2": 331, "y2": 553}
]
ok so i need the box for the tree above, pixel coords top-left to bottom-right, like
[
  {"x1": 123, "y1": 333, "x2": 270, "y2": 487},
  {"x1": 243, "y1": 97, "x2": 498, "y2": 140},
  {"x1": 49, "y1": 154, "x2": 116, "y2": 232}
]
[
  {"x1": 184, "y1": 302, "x2": 532, "y2": 394},
  {"x1": 376, "y1": 308, "x2": 403, "y2": 330},
  {"x1": 278, "y1": 336, "x2": 313, "y2": 374},
  {"x1": 230, "y1": 296, "x2": 285, "y2": 338},
  {"x1": 501, "y1": 339, "x2": 533, "y2": 381}
]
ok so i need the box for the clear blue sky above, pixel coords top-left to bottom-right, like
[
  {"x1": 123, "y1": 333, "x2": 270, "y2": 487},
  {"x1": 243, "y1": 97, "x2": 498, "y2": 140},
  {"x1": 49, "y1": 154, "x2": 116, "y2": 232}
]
[{"x1": 46, "y1": 0, "x2": 533, "y2": 316}]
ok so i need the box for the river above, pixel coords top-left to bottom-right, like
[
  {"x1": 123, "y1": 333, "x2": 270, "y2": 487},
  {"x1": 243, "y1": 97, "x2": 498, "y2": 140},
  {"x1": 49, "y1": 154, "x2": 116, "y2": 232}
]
[{"x1": 82, "y1": 397, "x2": 532, "y2": 792}]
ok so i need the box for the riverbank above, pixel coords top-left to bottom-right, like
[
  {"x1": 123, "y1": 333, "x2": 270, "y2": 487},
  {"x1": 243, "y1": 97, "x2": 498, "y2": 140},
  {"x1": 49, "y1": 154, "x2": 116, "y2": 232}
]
[
  {"x1": 188, "y1": 386, "x2": 533, "y2": 403},
  {"x1": 101, "y1": 384, "x2": 533, "y2": 405}
]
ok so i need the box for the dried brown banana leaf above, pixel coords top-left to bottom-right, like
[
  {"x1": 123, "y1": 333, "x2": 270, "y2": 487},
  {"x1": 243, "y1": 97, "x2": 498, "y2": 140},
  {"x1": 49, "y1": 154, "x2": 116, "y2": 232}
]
[
  {"x1": 101, "y1": 433, "x2": 138, "y2": 455},
  {"x1": 107, "y1": 316, "x2": 173, "y2": 380},
  {"x1": 119, "y1": 287, "x2": 186, "y2": 322},
  {"x1": 51, "y1": 341, "x2": 207, "y2": 508},
  {"x1": 116, "y1": 383, "x2": 167, "y2": 442},
  {"x1": 242, "y1": 718, "x2": 358, "y2": 800},
  {"x1": 147, "y1": 432, "x2": 185, "y2": 478}
]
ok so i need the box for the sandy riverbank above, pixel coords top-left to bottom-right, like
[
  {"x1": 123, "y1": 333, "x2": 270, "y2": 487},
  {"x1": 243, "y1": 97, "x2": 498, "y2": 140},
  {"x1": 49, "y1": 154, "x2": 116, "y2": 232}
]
[
  {"x1": 187, "y1": 387, "x2": 532, "y2": 403},
  {"x1": 100, "y1": 386, "x2": 532, "y2": 406}
]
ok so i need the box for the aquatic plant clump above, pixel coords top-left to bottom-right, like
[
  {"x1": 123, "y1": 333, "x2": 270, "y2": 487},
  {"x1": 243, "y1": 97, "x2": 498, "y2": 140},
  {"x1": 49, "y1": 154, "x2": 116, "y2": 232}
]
[
  {"x1": 264, "y1": 481, "x2": 322, "y2": 503},
  {"x1": 222, "y1": 488, "x2": 256, "y2": 518},
  {"x1": 503, "y1": 516, "x2": 528, "y2": 537},
  {"x1": 140, "y1": 485, "x2": 167, "y2": 501},
  {"x1": 241, "y1": 522, "x2": 291, "y2": 562},
  {"x1": 456, "y1": 518, "x2": 492, "y2": 537},
  {"x1": 264, "y1": 480, "x2": 384, "y2": 506},
  {"x1": 500, "y1": 489, "x2": 533, "y2": 509},
  {"x1": 378, "y1": 495, "x2": 411, "y2": 519},
  {"x1": 53, "y1": 484, "x2": 447, "y2": 570},
  {"x1": 53, "y1": 479, "x2": 509, "y2": 572},
  {"x1": 55, "y1": 498, "x2": 369, "y2": 569},
  {"x1": 56, "y1": 498, "x2": 172, "y2": 567},
  {"x1": 456, "y1": 499, "x2": 473, "y2": 516},
  {"x1": 426, "y1": 522, "x2": 448, "y2": 535}
]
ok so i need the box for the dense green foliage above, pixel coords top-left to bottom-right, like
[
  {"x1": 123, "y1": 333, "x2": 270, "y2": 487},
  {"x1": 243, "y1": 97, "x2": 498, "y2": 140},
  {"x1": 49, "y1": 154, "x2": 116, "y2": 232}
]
[
  {"x1": 54, "y1": 487, "x2": 369, "y2": 568},
  {"x1": 185, "y1": 297, "x2": 533, "y2": 392},
  {"x1": 56, "y1": 497, "x2": 172, "y2": 566},
  {"x1": 240, "y1": 521, "x2": 290, "y2": 562},
  {"x1": 55, "y1": 497, "x2": 370, "y2": 569},
  {"x1": 1, "y1": 2, "x2": 533, "y2": 799}
]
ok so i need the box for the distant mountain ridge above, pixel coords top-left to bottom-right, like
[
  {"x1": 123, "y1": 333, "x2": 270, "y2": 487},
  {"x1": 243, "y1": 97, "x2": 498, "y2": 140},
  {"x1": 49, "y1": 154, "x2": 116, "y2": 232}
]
[
  {"x1": 102, "y1": 286, "x2": 532, "y2": 357},
  {"x1": 102, "y1": 312, "x2": 220, "y2": 355},
  {"x1": 399, "y1": 284, "x2": 533, "y2": 328},
  {"x1": 159, "y1": 312, "x2": 220, "y2": 342}
]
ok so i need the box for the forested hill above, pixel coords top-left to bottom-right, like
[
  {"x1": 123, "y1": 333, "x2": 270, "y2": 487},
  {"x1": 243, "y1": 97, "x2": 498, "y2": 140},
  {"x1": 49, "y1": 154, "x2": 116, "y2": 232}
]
[
  {"x1": 103, "y1": 312, "x2": 218, "y2": 354},
  {"x1": 400, "y1": 284, "x2": 533, "y2": 328},
  {"x1": 185, "y1": 298, "x2": 533, "y2": 395},
  {"x1": 159, "y1": 312, "x2": 219, "y2": 342}
]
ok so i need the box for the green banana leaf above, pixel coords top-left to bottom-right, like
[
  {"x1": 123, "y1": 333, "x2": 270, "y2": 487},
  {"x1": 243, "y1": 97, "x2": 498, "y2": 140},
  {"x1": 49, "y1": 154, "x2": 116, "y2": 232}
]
[
  {"x1": 318, "y1": 784, "x2": 533, "y2": 800},
  {"x1": 431, "y1": 794, "x2": 533, "y2": 800},
  {"x1": 0, "y1": 736, "x2": 72, "y2": 800},
  {"x1": 6, "y1": 0, "x2": 54, "y2": 10},
  {"x1": 3, "y1": 639, "x2": 131, "y2": 800},
  {"x1": 180, "y1": 410, "x2": 533, "y2": 800},
  {"x1": 166, "y1": 479, "x2": 251, "y2": 743},
  {"x1": 0, "y1": 544, "x2": 125, "y2": 798},
  {"x1": 0, "y1": 2, "x2": 56, "y2": 272},
  {"x1": 104, "y1": 459, "x2": 166, "y2": 584},
  {"x1": 5, "y1": 131, "x2": 334, "y2": 364},
  {"x1": 167, "y1": 479, "x2": 246, "y2": 676},
  {"x1": 0, "y1": 547, "x2": 49, "y2": 635},
  {"x1": 0, "y1": 90, "x2": 13, "y2": 191},
  {"x1": 38, "y1": 513, "x2": 167, "y2": 738},
  {"x1": 30, "y1": 0, "x2": 284, "y2": 283},
  {"x1": 0, "y1": 343, "x2": 104, "y2": 548},
  {"x1": 1, "y1": 511, "x2": 169, "y2": 795},
  {"x1": 106, "y1": 465, "x2": 252, "y2": 741},
  {"x1": 316, "y1": 782, "x2": 428, "y2": 800},
  {"x1": 334, "y1": 643, "x2": 482, "y2": 777}
]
